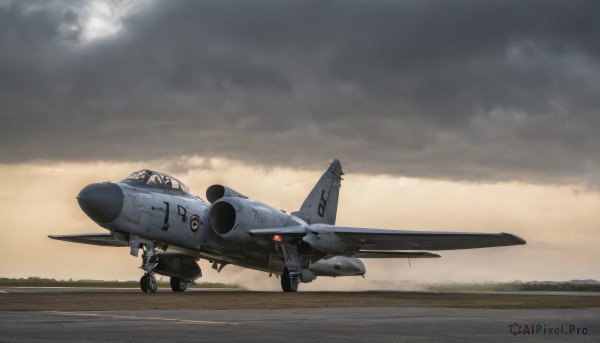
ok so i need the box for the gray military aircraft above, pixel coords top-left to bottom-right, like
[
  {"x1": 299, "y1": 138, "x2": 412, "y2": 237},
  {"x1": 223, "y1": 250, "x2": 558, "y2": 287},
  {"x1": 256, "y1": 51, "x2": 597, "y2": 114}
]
[{"x1": 50, "y1": 160, "x2": 525, "y2": 292}]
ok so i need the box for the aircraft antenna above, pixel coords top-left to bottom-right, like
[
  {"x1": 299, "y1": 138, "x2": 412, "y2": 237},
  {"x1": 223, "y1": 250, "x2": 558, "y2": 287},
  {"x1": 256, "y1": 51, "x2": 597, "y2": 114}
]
[{"x1": 254, "y1": 173, "x2": 317, "y2": 197}]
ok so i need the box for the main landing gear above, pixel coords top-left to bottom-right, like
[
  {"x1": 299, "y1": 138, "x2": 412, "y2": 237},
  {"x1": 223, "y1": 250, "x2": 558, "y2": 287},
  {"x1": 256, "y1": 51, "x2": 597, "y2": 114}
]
[
  {"x1": 281, "y1": 267, "x2": 299, "y2": 292},
  {"x1": 278, "y1": 242, "x2": 301, "y2": 292}
]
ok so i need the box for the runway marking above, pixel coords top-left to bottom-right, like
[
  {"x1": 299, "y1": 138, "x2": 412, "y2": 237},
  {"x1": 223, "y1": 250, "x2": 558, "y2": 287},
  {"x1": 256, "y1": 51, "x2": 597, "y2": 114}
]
[{"x1": 45, "y1": 311, "x2": 238, "y2": 325}]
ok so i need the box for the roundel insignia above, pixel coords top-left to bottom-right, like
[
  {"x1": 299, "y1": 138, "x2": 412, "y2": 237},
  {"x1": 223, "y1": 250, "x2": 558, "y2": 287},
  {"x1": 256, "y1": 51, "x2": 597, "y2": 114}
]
[{"x1": 189, "y1": 215, "x2": 201, "y2": 232}]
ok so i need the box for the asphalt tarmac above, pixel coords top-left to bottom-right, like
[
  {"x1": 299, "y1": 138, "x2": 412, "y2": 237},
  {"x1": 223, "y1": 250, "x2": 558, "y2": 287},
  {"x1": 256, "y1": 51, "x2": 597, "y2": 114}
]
[
  {"x1": 1, "y1": 307, "x2": 598, "y2": 342},
  {"x1": 1, "y1": 289, "x2": 598, "y2": 342}
]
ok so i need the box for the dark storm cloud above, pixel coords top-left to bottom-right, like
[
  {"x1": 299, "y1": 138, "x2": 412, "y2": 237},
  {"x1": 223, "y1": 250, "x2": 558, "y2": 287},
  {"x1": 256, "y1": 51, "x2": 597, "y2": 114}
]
[{"x1": 1, "y1": 0, "x2": 600, "y2": 184}]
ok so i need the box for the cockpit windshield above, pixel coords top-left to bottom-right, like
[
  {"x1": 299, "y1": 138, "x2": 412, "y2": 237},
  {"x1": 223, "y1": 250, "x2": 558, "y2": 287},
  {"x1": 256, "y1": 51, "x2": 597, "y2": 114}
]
[{"x1": 123, "y1": 170, "x2": 190, "y2": 192}]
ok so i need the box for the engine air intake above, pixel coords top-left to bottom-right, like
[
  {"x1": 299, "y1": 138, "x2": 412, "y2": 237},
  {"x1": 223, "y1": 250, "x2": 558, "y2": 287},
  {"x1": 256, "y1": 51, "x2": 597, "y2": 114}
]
[
  {"x1": 206, "y1": 185, "x2": 247, "y2": 203},
  {"x1": 211, "y1": 201, "x2": 237, "y2": 235}
]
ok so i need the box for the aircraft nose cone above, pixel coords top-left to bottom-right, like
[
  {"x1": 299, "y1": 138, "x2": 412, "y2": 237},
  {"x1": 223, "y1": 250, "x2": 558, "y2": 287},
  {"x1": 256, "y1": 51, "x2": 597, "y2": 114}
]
[{"x1": 77, "y1": 183, "x2": 124, "y2": 224}]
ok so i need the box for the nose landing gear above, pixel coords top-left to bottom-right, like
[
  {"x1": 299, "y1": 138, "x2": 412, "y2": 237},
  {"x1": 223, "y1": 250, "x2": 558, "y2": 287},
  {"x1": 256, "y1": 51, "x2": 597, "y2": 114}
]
[
  {"x1": 138, "y1": 243, "x2": 192, "y2": 293},
  {"x1": 140, "y1": 273, "x2": 157, "y2": 293},
  {"x1": 140, "y1": 244, "x2": 159, "y2": 293}
]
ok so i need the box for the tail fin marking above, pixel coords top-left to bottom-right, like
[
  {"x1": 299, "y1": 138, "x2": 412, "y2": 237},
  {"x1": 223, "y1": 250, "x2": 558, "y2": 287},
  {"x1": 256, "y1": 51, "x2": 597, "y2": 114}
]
[{"x1": 293, "y1": 159, "x2": 344, "y2": 225}]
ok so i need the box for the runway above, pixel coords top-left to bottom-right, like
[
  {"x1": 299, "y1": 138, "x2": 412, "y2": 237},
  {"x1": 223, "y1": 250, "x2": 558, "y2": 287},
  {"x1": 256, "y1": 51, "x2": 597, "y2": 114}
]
[
  {"x1": 1, "y1": 289, "x2": 598, "y2": 342},
  {"x1": 1, "y1": 307, "x2": 598, "y2": 342}
]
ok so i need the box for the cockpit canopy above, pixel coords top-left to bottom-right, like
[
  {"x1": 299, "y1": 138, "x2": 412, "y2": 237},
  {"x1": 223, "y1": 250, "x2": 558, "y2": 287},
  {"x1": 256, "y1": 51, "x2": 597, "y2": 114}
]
[{"x1": 122, "y1": 170, "x2": 190, "y2": 192}]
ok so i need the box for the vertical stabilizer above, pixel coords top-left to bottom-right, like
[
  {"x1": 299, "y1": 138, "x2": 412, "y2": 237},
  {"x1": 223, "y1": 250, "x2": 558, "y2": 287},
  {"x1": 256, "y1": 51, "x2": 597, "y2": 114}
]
[{"x1": 292, "y1": 160, "x2": 344, "y2": 225}]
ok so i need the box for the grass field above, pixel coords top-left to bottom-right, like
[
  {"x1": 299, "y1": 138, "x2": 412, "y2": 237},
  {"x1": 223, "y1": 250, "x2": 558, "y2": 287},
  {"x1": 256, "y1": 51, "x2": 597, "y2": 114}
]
[
  {"x1": 424, "y1": 281, "x2": 600, "y2": 292},
  {"x1": 0, "y1": 277, "x2": 236, "y2": 289},
  {"x1": 1, "y1": 291, "x2": 600, "y2": 311}
]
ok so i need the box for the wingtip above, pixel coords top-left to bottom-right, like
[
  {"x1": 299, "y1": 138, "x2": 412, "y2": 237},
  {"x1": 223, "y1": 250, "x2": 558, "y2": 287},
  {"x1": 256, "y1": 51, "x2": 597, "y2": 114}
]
[{"x1": 500, "y1": 232, "x2": 527, "y2": 245}]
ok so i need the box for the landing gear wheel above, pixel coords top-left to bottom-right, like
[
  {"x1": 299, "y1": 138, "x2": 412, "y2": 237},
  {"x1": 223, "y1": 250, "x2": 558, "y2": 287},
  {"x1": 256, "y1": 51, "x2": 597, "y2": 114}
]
[
  {"x1": 281, "y1": 267, "x2": 299, "y2": 292},
  {"x1": 140, "y1": 274, "x2": 157, "y2": 293},
  {"x1": 140, "y1": 275, "x2": 149, "y2": 293},
  {"x1": 170, "y1": 277, "x2": 187, "y2": 292}
]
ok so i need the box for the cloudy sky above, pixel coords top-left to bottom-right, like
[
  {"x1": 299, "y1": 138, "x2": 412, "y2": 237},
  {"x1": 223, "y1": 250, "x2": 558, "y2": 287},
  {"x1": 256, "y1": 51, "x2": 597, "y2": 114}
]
[{"x1": 1, "y1": 0, "x2": 599, "y2": 289}]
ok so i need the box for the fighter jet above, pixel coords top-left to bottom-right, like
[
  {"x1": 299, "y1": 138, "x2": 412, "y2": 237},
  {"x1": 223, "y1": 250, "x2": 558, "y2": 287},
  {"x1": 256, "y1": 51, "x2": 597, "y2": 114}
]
[{"x1": 50, "y1": 160, "x2": 525, "y2": 292}]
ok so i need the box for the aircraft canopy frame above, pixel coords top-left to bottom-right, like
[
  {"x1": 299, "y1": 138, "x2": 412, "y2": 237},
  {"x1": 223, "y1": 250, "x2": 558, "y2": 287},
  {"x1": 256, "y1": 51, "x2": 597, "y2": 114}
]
[{"x1": 122, "y1": 169, "x2": 190, "y2": 192}]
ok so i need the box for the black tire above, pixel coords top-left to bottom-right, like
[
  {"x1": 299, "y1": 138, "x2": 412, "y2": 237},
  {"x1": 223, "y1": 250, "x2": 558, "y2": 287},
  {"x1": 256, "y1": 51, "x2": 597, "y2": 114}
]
[
  {"x1": 280, "y1": 267, "x2": 298, "y2": 292},
  {"x1": 140, "y1": 274, "x2": 150, "y2": 293},
  {"x1": 170, "y1": 277, "x2": 187, "y2": 292}
]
